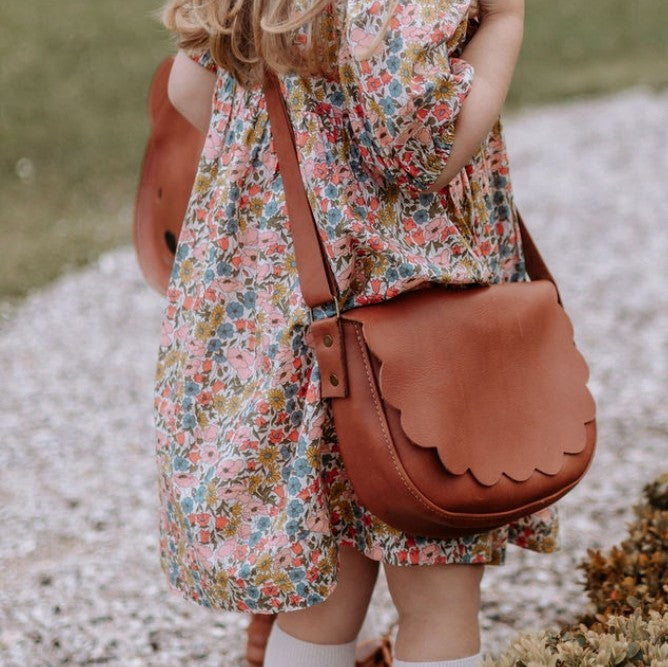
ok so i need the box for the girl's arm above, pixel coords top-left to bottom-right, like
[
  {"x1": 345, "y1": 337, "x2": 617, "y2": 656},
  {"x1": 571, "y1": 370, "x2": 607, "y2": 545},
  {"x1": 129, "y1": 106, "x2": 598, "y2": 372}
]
[
  {"x1": 423, "y1": 0, "x2": 525, "y2": 192},
  {"x1": 168, "y1": 50, "x2": 217, "y2": 133}
]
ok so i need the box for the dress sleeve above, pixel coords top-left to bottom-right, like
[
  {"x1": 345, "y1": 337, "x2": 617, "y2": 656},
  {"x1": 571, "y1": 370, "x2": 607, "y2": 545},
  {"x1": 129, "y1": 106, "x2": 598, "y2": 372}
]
[
  {"x1": 188, "y1": 50, "x2": 219, "y2": 73},
  {"x1": 340, "y1": 0, "x2": 475, "y2": 194}
]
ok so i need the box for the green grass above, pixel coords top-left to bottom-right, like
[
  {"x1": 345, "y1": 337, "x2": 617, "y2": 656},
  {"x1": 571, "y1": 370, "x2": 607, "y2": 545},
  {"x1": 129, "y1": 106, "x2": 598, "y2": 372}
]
[
  {"x1": 509, "y1": 0, "x2": 668, "y2": 107},
  {"x1": 1, "y1": 0, "x2": 667, "y2": 301},
  {"x1": 0, "y1": 0, "x2": 173, "y2": 301}
]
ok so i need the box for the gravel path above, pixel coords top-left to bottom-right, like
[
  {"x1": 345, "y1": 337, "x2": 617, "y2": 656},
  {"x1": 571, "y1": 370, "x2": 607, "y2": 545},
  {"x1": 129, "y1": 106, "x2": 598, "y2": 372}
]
[{"x1": 1, "y1": 88, "x2": 666, "y2": 666}]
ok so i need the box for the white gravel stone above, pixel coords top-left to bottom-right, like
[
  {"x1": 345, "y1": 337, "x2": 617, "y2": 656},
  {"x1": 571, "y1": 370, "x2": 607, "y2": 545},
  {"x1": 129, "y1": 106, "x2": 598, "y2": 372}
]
[{"x1": 1, "y1": 88, "x2": 666, "y2": 665}]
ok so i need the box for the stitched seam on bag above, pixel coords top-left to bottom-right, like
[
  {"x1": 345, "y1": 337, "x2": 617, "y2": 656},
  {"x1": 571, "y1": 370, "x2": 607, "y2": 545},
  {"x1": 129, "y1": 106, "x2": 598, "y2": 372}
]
[{"x1": 353, "y1": 323, "x2": 445, "y2": 519}]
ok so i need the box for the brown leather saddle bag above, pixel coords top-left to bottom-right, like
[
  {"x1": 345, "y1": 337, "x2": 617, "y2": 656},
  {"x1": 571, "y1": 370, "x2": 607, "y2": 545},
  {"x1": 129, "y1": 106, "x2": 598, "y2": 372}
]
[{"x1": 264, "y1": 71, "x2": 596, "y2": 538}]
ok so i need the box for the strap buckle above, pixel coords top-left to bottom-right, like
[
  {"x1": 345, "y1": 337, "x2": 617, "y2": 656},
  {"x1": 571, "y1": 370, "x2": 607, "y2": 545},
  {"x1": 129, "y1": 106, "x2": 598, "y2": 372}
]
[{"x1": 306, "y1": 296, "x2": 341, "y2": 325}]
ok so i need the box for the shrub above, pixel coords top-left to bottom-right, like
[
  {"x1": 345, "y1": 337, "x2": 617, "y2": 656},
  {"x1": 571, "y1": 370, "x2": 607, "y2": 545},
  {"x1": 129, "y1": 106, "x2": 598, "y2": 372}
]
[
  {"x1": 580, "y1": 473, "x2": 668, "y2": 629},
  {"x1": 484, "y1": 473, "x2": 668, "y2": 666},
  {"x1": 483, "y1": 610, "x2": 668, "y2": 666}
]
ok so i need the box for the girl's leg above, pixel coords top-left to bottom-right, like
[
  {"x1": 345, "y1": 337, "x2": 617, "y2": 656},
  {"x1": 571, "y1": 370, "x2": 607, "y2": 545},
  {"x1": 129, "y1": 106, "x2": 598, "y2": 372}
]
[
  {"x1": 277, "y1": 545, "x2": 380, "y2": 643},
  {"x1": 384, "y1": 562, "x2": 484, "y2": 662}
]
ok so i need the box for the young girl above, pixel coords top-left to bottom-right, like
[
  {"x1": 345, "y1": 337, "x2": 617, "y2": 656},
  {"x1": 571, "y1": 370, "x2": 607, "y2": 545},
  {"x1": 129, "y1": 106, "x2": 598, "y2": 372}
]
[{"x1": 155, "y1": 1, "x2": 557, "y2": 665}]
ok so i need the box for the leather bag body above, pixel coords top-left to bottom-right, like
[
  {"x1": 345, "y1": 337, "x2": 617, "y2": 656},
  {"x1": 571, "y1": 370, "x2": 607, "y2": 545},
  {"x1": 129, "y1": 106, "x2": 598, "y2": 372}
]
[
  {"x1": 311, "y1": 285, "x2": 596, "y2": 537},
  {"x1": 264, "y1": 71, "x2": 597, "y2": 538},
  {"x1": 134, "y1": 58, "x2": 205, "y2": 294}
]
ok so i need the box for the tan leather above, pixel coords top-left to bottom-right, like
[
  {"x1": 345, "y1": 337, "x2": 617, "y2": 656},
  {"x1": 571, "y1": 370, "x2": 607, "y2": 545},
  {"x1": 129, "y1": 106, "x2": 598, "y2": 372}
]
[
  {"x1": 329, "y1": 315, "x2": 596, "y2": 537},
  {"x1": 263, "y1": 68, "x2": 596, "y2": 537},
  {"x1": 264, "y1": 71, "x2": 339, "y2": 308},
  {"x1": 355, "y1": 636, "x2": 392, "y2": 666},
  {"x1": 245, "y1": 613, "x2": 276, "y2": 666},
  {"x1": 344, "y1": 280, "x2": 594, "y2": 486},
  {"x1": 309, "y1": 317, "x2": 349, "y2": 398},
  {"x1": 133, "y1": 58, "x2": 205, "y2": 294}
]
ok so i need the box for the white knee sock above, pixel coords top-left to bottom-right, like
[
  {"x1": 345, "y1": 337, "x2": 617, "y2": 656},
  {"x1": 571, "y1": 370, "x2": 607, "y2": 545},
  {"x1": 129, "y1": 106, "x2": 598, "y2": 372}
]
[
  {"x1": 264, "y1": 622, "x2": 357, "y2": 667},
  {"x1": 393, "y1": 653, "x2": 482, "y2": 667}
]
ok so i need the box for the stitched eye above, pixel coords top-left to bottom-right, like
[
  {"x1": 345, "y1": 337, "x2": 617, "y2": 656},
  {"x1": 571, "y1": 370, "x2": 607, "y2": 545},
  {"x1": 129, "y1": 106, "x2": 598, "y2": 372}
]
[{"x1": 164, "y1": 231, "x2": 177, "y2": 254}]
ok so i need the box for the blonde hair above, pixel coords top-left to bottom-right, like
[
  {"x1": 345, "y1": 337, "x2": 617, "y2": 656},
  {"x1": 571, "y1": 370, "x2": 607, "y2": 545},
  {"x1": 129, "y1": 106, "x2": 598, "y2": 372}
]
[
  {"x1": 162, "y1": 0, "x2": 398, "y2": 87},
  {"x1": 163, "y1": 0, "x2": 334, "y2": 87}
]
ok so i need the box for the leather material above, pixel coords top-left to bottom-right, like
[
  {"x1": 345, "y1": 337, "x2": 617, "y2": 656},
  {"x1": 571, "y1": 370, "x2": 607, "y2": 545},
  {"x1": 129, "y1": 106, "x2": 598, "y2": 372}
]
[
  {"x1": 331, "y1": 316, "x2": 596, "y2": 537},
  {"x1": 264, "y1": 70, "x2": 339, "y2": 308},
  {"x1": 355, "y1": 636, "x2": 392, "y2": 666},
  {"x1": 133, "y1": 58, "x2": 205, "y2": 294},
  {"x1": 310, "y1": 318, "x2": 348, "y2": 398},
  {"x1": 262, "y1": 68, "x2": 597, "y2": 538},
  {"x1": 245, "y1": 613, "x2": 276, "y2": 667},
  {"x1": 344, "y1": 280, "x2": 595, "y2": 486}
]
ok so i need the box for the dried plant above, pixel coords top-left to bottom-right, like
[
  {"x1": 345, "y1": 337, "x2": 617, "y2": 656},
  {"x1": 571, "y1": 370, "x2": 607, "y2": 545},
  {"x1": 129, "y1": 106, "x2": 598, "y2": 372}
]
[
  {"x1": 483, "y1": 610, "x2": 668, "y2": 666},
  {"x1": 579, "y1": 473, "x2": 668, "y2": 629},
  {"x1": 485, "y1": 472, "x2": 668, "y2": 666}
]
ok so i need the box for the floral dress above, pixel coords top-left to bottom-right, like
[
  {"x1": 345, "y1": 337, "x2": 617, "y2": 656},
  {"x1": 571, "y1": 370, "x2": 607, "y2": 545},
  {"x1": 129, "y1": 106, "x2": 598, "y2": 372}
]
[{"x1": 154, "y1": 0, "x2": 558, "y2": 613}]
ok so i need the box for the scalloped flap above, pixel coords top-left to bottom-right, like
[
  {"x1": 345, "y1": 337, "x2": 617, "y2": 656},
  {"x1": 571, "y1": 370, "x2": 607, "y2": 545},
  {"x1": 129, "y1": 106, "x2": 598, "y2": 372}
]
[{"x1": 343, "y1": 282, "x2": 596, "y2": 487}]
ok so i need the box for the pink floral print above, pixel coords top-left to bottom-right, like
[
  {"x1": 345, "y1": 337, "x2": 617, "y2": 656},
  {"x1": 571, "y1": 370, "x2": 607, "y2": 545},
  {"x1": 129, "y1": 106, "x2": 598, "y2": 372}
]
[{"x1": 154, "y1": 0, "x2": 558, "y2": 613}]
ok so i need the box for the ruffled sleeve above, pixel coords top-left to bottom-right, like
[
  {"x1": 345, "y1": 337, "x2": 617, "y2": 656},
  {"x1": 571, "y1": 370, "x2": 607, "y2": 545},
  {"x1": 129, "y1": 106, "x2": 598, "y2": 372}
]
[
  {"x1": 340, "y1": 0, "x2": 475, "y2": 195},
  {"x1": 188, "y1": 50, "x2": 219, "y2": 73}
]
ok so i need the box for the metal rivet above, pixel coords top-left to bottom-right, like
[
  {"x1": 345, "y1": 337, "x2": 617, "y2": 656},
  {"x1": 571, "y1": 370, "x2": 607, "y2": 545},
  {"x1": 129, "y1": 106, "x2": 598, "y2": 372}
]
[
  {"x1": 329, "y1": 373, "x2": 339, "y2": 387},
  {"x1": 323, "y1": 334, "x2": 334, "y2": 348}
]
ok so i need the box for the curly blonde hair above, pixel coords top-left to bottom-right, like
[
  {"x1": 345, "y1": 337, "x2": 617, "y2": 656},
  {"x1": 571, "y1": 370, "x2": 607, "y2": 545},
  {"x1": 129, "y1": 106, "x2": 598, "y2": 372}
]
[{"x1": 162, "y1": 0, "x2": 397, "y2": 87}]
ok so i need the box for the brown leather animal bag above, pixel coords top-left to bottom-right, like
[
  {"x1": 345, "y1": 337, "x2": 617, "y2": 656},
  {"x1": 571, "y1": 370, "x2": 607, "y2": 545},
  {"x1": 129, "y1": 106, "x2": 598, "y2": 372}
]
[
  {"x1": 264, "y1": 71, "x2": 596, "y2": 538},
  {"x1": 134, "y1": 58, "x2": 205, "y2": 294}
]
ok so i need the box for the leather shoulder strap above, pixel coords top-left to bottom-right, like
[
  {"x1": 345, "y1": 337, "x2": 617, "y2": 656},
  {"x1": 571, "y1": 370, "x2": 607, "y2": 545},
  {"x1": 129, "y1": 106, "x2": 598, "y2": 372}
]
[
  {"x1": 263, "y1": 70, "x2": 338, "y2": 309},
  {"x1": 515, "y1": 212, "x2": 555, "y2": 283},
  {"x1": 263, "y1": 70, "x2": 560, "y2": 306}
]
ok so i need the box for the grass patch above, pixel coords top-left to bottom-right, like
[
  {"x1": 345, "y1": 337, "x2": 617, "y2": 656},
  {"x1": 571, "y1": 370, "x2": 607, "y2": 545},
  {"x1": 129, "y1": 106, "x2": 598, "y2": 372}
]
[
  {"x1": 0, "y1": 0, "x2": 173, "y2": 300},
  {"x1": 1, "y1": 0, "x2": 667, "y2": 301},
  {"x1": 509, "y1": 0, "x2": 668, "y2": 107}
]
